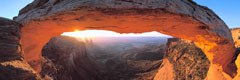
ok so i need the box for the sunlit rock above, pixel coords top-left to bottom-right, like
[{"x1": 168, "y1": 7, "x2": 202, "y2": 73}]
[
  {"x1": 231, "y1": 28, "x2": 240, "y2": 47},
  {"x1": 15, "y1": 0, "x2": 236, "y2": 79},
  {"x1": 154, "y1": 38, "x2": 210, "y2": 80},
  {"x1": 231, "y1": 28, "x2": 240, "y2": 80}
]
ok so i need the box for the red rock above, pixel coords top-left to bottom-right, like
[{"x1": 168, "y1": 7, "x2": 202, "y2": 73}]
[
  {"x1": 154, "y1": 38, "x2": 210, "y2": 80},
  {"x1": 15, "y1": 0, "x2": 236, "y2": 79}
]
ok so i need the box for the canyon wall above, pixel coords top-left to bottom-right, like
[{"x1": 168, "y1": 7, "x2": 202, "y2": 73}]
[
  {"x1": 41, "y1": 36, "x2": 103, "y2": 80},
  {"x1": 0, "y1": 17, "x2": 40, "y2": 80},
  {"x1": 15, "y1": 0, "x2": 236, "y2": 79}
]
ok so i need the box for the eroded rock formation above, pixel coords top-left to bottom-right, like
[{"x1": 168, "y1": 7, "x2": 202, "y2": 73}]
[
  {"x1": 15, "y1": 0, "x2": 236, "y2": 79},
  {"x1": 154, "y1": 38, "x2": 210, "y2": 80},
  {"x1": 41, "y1": 36, "x2": 103, "y2": 80},
  {"x1": 0, "y1": 17, "x2": 40, "y2": 80},
  {"x1": 40, "y1": 36, "x2": 166, "y2": 80},
  {"x1": 102, "y1": 44, "x2": 165, "y2": 80}
]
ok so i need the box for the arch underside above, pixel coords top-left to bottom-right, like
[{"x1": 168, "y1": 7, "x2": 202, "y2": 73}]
[{"x1": 15, "y1": 0, "x2": 237, "y2": 79}]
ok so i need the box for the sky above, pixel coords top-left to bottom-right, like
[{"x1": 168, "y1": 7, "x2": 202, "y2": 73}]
[
  {"x1": 0, "y1": 0, "x2": 33, "y2": 19},
  {"x1": 193, "y1": 0, "x2": 240, "y2": 28},
  {"x1": 0, "y1": 0, "x2": 239, "y2": 28},
  {"x1": 62, "y1": 30, "x2": 171, "y2": 37}
]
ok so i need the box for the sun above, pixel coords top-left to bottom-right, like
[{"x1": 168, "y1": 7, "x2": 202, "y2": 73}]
[{"x1": 62, "y1": 30, "x2": 119, "y2": 38}]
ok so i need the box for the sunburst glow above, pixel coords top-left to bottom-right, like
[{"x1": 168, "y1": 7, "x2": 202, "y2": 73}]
[{"x1": 61, "y1": 30, "x2": 171, "y2": 38}]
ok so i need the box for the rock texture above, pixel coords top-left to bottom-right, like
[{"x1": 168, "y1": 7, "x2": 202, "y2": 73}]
[
  {"x1": 16, "y1": 0, "x2": 236, "y2": 79},
  {"x1": 231, "y1": 28, "x2": 240, "y2": 47},
  {"x1": 231, "y1": 28, "x2": 240, "y2": 80},
  {"x1": 234, "y1": 55, "x2": 240, "y2": 80},
  {"x1": 154, "y1": 38, "x2": 210, "y2": 80},
  {"x1": 41, "y1": 36, "x2": 103, "y2": 80},
  {"x1": 0, "y1": 17, "x2": 40, "y2": 80},
  {"x1": 41, "y1": 36, "x2": 166, "y2": 80},
  {"x1": 102, "y1": 44, "x2": 164, "y2": 80}
]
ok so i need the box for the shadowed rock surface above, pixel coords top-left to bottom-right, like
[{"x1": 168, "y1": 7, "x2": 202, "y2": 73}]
[
  {"x1": 41, "y1": 36, "x2": 103, "y2": 80},
  {"x1": 0, "y1": 17, "x2": 40, "y2": 80},
  {"x1": 154, "y1": 38, "x2": 210, "y2": 80},
  {"x1": 0, "y1": 17, "x2": 22, "y2": 62}
]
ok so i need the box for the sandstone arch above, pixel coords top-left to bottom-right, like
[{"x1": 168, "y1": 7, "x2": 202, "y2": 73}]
[{"x1": 15, "y1": 0, "x2": 236, "y2": 79}]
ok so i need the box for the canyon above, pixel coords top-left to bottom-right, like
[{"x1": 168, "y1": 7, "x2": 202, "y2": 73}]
[
  {"x1": 41, "y1": 36, "x2": 102, "y2": 80},
  {"x1": 0, "y1": 0, "x2": 240, "y2": 80},
  {"x1": 40, "y1": 36, "x2": 209, "y2": 80},
  {"x1": 41, "y1": 36, "x2": 166, "y2": 80}
]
